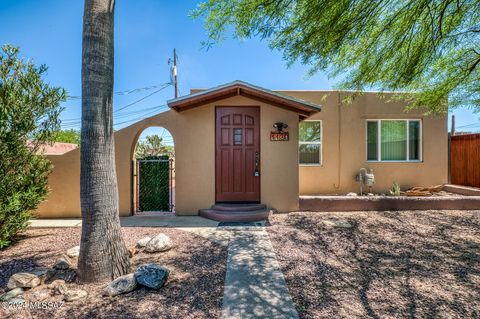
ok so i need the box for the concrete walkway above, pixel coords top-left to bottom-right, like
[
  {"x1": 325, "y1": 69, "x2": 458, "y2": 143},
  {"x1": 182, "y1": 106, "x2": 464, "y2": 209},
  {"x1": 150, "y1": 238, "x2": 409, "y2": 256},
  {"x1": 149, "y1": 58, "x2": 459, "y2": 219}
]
[
  {"x1": 222, "y1": 229, "x2": 299, "y2": 319},
  {"x1": 29, "y1": 216, "x2": 299, "y2": 318}
]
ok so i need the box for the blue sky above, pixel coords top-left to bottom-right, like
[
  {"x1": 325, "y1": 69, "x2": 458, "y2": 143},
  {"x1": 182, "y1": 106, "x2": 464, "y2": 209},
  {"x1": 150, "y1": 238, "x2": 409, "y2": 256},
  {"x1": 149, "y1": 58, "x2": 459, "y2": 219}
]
[{"x1": 1, "y1": 0, "x2": 479, "y2": 143}]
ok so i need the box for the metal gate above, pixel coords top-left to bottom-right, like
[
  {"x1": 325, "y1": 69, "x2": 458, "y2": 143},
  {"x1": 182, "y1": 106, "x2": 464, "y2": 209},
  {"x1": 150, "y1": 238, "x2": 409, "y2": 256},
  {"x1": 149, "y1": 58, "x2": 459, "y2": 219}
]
[{"x1": 135, "y1": 156, "x2": 174, "y2": 212}]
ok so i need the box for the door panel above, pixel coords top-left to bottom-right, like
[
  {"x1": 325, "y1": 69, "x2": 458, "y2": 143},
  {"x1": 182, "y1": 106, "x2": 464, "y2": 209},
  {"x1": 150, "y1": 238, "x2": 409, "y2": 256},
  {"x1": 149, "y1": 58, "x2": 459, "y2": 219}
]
[{"x1": 216, "y1": 107, "x2": 260, "y2": 202}]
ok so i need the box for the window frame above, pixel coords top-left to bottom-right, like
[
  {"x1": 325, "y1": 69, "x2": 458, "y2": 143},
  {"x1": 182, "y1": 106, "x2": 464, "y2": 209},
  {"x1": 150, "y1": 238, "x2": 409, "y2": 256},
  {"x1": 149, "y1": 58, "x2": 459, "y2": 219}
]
[
  {"x1": 299, "y1": 120, "x2": 323, "y2": 166},
  {"x1": 365, "y1": 119, "x2": 422, "y2": 162}
]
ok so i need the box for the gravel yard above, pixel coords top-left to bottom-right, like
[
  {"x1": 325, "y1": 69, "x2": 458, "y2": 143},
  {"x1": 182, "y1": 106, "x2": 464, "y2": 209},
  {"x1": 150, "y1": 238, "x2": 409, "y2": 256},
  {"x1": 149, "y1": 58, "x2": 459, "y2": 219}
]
[
  {"x1": 268, "y1": 210, "x2": 480, "y2": 319},
  {"x1": 0, "y1": 227, "x2": 227, "y2": 319}
]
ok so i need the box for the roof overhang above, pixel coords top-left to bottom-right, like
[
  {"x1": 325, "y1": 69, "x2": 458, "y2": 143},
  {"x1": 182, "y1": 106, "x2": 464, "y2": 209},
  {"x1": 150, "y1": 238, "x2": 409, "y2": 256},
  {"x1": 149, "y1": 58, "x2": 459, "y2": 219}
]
[{"x1": 167, "y1": 80, "x2": 321, "y2": 119}]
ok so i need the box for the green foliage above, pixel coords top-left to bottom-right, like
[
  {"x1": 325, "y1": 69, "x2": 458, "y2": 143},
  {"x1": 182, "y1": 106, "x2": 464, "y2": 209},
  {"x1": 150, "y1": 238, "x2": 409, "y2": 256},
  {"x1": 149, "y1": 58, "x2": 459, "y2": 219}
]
[
  {"x1": 389, "y1": 181, "x2": 402, "y2": 196},
  {"x1": 0, "y1": 45, "x2": 66, "y2": 248},
  {"x1": 53, "y1": 129, "x2": 80, "y2": 145},
  {"x1": 192, "y1": 0, "x2": 480, "y2": 113},
  {"x1": 135, "y1": 135, "x2": 174, "y2": 159}
]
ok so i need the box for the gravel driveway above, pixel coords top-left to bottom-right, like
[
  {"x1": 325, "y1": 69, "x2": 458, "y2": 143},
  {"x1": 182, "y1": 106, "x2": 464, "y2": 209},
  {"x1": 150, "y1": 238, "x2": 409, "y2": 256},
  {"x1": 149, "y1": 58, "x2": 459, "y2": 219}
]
[
  {"x1": 0, "y1": 227, "x2": 227, "y2": 319},
  {"x1": 268, "y1": 210, "x2": 480, "y2": 319}
]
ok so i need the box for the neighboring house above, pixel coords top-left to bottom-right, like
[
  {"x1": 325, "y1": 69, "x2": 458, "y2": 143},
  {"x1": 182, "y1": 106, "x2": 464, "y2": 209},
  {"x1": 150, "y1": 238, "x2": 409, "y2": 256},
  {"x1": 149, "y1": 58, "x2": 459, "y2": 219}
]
[{"x1": 36, "y1": 81, "x2": 447, "y2": 218}]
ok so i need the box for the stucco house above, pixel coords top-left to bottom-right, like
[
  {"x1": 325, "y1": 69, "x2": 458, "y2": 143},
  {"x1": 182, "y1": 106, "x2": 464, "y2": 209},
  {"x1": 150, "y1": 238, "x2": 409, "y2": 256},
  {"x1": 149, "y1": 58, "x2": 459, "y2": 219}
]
[{"x1": 36, "y1": 80, "x2": 448, "y2": 219}]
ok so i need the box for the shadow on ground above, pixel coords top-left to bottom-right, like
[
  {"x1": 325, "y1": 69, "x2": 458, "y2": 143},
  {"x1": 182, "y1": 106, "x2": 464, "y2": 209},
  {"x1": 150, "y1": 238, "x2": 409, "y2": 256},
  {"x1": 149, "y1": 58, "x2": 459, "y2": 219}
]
[
  {"x1": 268, "y1": 210, "x2": 480, "y2": 319},
  {"x1": 0, "y1": 227, "x2": 227, "y2": 319}
]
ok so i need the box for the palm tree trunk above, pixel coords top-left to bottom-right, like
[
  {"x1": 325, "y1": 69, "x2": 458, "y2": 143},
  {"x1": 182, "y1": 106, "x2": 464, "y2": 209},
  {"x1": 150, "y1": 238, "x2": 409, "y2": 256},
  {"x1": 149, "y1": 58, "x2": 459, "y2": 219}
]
[{"x1": 79, "y1": 0, "x2": 130, "y2": 282}]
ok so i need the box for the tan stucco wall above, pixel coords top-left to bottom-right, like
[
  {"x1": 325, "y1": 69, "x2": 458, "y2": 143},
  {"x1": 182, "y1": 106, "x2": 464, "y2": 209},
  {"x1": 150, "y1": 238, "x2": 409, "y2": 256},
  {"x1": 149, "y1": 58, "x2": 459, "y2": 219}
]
[
  {"x1": 37, "y1": 95, "x2": 300, "y2": 217},
  {"x1": 36, "y1": 150, "x2": 81, "y2": 218},
  {"x1": 282, "y1": 91, "x2": 448, "y2": 195}
]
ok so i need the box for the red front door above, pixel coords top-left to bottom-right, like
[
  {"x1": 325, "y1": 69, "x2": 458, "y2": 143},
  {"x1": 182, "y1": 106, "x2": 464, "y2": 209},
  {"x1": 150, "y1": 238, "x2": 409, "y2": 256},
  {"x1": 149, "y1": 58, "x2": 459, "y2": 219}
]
[{"x1": 215, "y1": 106, "x2": 260, "y2": 202}]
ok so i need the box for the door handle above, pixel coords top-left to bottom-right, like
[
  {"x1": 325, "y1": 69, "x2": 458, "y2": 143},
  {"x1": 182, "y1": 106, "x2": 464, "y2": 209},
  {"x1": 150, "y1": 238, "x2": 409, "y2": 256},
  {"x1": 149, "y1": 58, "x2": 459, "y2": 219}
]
[{"x1": 254, "y1": 151, "x2": 260, "y2": 176}]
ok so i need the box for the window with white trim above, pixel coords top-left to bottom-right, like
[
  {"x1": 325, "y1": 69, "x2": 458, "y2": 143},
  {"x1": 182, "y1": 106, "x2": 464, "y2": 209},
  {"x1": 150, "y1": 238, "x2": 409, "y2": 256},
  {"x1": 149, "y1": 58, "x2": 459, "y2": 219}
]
[
  {"x1": 367, "y1": 119, "x2": 421, "y2": 162},
  {"x1": 299, "y1": 120, "x2": 322, "y2": 165}
]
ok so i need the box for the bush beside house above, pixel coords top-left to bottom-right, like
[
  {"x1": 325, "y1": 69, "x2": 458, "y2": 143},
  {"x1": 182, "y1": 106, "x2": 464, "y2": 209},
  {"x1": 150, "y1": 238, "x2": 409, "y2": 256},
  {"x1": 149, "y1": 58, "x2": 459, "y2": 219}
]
[{"x1": 0, "y1": 45, "x2": 66, "y2": 248}]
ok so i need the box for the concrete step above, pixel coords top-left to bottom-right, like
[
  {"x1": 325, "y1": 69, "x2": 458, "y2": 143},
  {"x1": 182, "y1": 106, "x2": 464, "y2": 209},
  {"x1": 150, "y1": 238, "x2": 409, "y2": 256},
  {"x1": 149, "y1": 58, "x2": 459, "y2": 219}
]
[
  {"x1": 199, "y1": 208, "x2": 271, "y2": 222},
  {"x1": 211, "y1": 203, "x2": 267, "y2": 212}
]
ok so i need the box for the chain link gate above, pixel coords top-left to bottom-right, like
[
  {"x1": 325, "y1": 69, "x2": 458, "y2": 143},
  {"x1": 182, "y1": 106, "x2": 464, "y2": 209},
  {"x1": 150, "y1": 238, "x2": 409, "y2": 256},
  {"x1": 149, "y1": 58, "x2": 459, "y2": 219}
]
[{"x1": 135, "y1": 155, "x2": 174, "y2": 212}]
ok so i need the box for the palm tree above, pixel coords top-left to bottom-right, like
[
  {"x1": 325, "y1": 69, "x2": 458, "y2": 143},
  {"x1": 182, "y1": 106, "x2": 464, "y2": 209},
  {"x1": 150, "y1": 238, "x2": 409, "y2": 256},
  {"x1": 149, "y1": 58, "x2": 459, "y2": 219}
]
[{"x1": 78, "y1": 0, "x2": 130, "y2": 282}]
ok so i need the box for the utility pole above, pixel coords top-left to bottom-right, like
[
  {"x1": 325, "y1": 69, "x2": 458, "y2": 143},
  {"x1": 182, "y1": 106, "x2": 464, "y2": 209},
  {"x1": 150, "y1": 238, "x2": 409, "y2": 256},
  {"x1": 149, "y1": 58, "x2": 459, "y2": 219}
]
[{"x1": 172, "y1": 48, "x2": 178, "y2": 98}]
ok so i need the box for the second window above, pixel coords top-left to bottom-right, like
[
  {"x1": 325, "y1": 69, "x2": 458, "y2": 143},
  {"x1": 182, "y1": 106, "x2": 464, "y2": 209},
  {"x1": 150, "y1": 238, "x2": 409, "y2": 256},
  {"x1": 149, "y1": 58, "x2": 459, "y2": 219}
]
[{"x1": 367, "y1": 119, "x2": 421, "y2": 162}]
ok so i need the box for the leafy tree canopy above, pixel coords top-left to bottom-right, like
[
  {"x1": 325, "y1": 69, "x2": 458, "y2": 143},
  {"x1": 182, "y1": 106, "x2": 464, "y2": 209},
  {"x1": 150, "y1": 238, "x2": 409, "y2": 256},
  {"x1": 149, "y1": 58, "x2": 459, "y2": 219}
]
[
  {"x1": 193, "y1": 0, "x2": 480, "y2": 113},
  {"x1": 135, "y1": 134, "x2": 174, "y2": 159},
  {"x1": 0, "y1": 45, "x2": 66, "y2": 248},
  {"x1": 53, "y1": 129, "x2": 80, "y2": 145}
]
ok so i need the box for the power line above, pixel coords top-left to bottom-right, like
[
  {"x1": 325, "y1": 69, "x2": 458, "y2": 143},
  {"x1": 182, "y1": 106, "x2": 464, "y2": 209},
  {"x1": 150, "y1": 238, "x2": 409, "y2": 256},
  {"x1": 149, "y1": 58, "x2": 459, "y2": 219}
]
[
  {"x1": 66, "y1": 82, "x2": 172, "y2": 100},
  {"x1": 60, "y1": 83, "x2": 172, "y2": 124},
  {"x1": 60, "y1": 104, "x2": 169, "y2": 129},
  {"x1": 456, "y1": 122, "x2": 480, "y2": 129},
  {"x1": 113, "y1": 106, "x2": 168, "y2": 127}
]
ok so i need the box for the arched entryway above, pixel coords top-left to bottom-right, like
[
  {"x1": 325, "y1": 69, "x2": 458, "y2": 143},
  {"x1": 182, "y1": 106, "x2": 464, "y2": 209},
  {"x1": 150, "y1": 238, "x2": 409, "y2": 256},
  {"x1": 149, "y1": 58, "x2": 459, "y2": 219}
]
[{"x1": 132, "y1": 126, "x2": 175, "y2": 214}]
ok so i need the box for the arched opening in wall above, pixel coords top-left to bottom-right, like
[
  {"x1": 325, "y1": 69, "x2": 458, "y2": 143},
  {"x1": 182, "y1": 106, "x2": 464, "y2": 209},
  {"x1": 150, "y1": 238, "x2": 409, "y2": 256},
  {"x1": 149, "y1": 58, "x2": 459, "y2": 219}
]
[{"x1": 133, "y1": 126, "x2": 175, "y2": 215}]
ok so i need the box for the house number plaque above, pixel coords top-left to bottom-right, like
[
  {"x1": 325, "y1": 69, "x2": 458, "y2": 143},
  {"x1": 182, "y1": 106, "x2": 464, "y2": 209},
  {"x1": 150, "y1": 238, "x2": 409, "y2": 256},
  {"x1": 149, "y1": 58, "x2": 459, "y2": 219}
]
[
  {"x1": 270, "y1": 122, "x2": 289, "y2": 141},
  {"x1": 270, "y1": 131, "x2": 289, "y2": 141}
]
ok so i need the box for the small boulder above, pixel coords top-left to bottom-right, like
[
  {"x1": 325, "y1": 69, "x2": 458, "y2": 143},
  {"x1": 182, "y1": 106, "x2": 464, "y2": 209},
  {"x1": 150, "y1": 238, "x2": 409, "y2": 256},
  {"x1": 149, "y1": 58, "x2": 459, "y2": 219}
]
[
  {"x1": 63, "y1": 289, "x2": 87, "y2": 302},
  {"x1": 54, "y1": 254, "x2": 73, "y2": 270},
  {"x1": 144, "y1": 234, "x2": 173, "y2": 253},
  {"x1": 128, "y1": 245, "x2": 138, "y2": 258},
  {"x1": 47, "y1": 279, "x2": 67, "y2": 295},
  {"x1": 66, "y1": 246, "x2": 80, "y2": 258},
  {"x1": 28, "y1": 267, "x2": 53, "y2": 284},
  {"x1": 103, "y1": 273, "x2": 137, "y2": 297},
  {"x1": 136, "y1": 237, "x2": 152, "y2": 248},
  {"x1": 0, "y1": 288, "x2": 23, "y2": 301},
  {"x1": 323, "y1": 219, "x2": 353, "y2": 228},
  {"x1": 134, "y1": 263, "x2": 169, "y2": 289},
  {"x1": 7, "y1": 273, "x2": 41, "y2": 290},
  {"x1": 50, "y1": 269, "x2": 77, "y2": 283}
]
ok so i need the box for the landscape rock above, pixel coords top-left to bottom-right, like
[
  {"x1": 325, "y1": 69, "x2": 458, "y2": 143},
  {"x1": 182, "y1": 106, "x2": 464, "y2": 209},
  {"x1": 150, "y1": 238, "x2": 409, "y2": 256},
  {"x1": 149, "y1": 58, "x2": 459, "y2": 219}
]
[
  {"x1": 103, "y1": 273, "x2": 138, "y2": 297},
  {"x1": 50, "y1": 268, "x2": 77, "y2": 283},
  {"x1": 323, "y1": 219, "x2": 353, "y2": 229},
  {"x1": 27, "y1": 267, "x2": 53, "y2": 284},
  {"x1": 144, "y1": 233, "x2": 173, "y2": 253},
  {"x1": 47, "y1": 279, "x2": 67, "y2": 295},
  {"x1": 7, "y1": 272, "x2": 41, "y2": 290},
  {"x1": 0, "y1": 288, "x2": 24, "y2": 301},
  {"x1": 66, "y1": 246, "x2": 80, "y2": 258},
  {"x1": 128, "y1": 245, "x2": 138, "y2": 258},
  {"x1": 54, "y1": 254, "x2": 72, "y2": 270},
  {"x1": 136, "y1": 237, "x2": 152, "y2": 248},
  {"x1": 346, "y1": 192, "x2": 358, "y2": 196},
  {"x1": 63, "y1": 289, "x2": 87, "y2": 302},
  {"x1": 134, "y1": 263, "x2": 170, "y2": 289}
]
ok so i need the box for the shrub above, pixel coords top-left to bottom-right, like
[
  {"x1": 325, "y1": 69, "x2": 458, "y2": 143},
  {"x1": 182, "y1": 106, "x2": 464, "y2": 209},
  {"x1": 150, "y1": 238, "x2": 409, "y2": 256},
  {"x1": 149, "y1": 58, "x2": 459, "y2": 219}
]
[
  {"x1": 0, "y1": 45, "x2": 65, "y2": 248},
  {"x1": 389, "y1": 181, "x2": 401, "y2": 196}
]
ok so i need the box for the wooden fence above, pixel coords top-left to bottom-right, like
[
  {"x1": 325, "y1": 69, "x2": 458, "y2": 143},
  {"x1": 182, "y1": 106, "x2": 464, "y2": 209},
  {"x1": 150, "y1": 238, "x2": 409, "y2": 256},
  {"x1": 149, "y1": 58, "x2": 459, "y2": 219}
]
[{"x1": 450, "y1": 133, "x2": 480, "y2": 188}]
